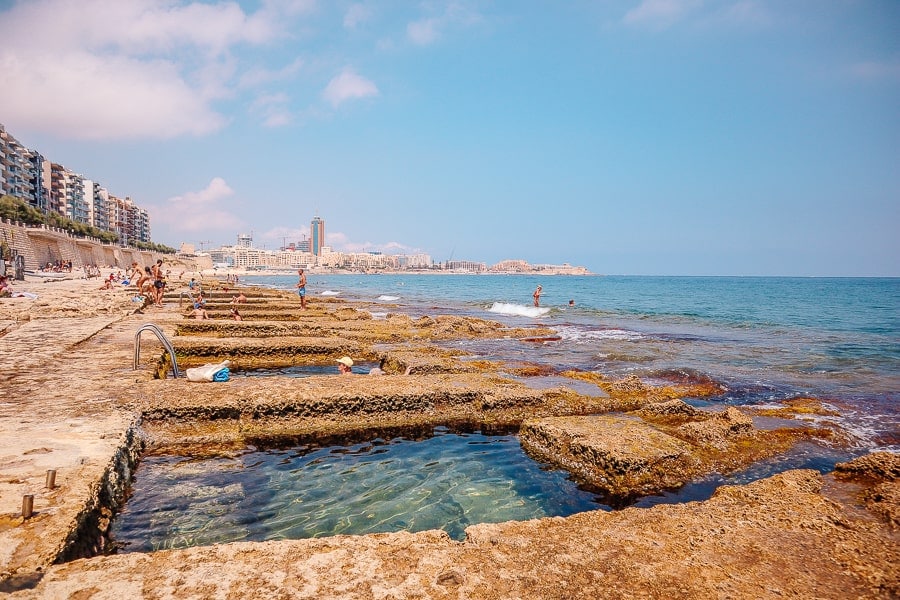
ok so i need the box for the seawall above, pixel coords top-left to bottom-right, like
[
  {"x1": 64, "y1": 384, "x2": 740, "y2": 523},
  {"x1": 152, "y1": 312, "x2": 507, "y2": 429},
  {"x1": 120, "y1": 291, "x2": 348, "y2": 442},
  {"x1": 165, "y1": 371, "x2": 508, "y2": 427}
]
[{"x1": 0, "y1": 219, "x2": 208, "y2": 272}]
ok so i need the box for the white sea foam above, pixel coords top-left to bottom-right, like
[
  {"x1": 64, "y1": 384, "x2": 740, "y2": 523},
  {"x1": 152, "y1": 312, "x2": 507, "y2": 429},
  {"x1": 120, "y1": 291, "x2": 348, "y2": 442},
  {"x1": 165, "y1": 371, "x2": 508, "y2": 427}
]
[
  {"x1": 378, "y1": 295, "x2": 401, "y2": 301},
  {"x1": 554, "y1": 325, "x2": 644, "y2": 342},
  {"x1": 321, "y1": 290, "x2": 340, "y2": 296},
  {"x1": 370, "y1": 312, "x2": 388, "y2": 320},
  {"x1": 487, "y1": 302, "x2": 551, "y2": 318}
]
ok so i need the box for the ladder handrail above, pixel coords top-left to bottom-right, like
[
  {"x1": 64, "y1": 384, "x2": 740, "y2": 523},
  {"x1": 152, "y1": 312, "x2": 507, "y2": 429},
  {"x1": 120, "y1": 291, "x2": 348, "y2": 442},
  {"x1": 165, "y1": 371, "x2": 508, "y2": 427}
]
[
  {"x1": 134, "y1": 323, "x2": 180, "y2": 378},
  {"x1": 179, "y1": 290, "x2": 196, "y2": 308}
]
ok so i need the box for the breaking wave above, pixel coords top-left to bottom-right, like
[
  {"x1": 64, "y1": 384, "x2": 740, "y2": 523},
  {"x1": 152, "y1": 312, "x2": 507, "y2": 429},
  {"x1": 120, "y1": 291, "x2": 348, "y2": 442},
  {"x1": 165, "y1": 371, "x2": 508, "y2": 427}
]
[{"x1": 487, "y1": 302, "x2": 551, "y2": 318}]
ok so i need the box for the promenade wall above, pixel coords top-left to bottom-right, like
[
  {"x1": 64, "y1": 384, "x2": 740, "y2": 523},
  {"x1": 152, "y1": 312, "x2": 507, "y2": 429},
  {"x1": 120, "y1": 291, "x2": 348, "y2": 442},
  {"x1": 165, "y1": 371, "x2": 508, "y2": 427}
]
[{"x1": 0, "y1": 219, "x2": 174, "y2": 271}]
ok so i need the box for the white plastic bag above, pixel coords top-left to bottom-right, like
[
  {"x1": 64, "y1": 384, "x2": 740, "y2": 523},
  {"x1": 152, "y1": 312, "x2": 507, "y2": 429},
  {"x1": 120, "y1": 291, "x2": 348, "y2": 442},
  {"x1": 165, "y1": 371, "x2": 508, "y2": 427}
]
[{"x1": 186, "y1": 360, "x2": 231, "y2": 382}]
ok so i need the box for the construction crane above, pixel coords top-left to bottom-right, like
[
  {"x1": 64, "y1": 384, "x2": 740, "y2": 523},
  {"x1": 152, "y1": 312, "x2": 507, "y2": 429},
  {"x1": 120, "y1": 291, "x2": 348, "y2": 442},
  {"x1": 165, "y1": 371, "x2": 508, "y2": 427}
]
[{"x1": 198, "y1": 240, "x2": 212, "y2": 251}]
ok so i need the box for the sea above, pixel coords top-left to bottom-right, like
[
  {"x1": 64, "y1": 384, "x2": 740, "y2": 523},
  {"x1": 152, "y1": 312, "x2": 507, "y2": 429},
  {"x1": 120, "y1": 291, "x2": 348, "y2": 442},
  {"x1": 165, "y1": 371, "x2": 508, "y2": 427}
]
[{"x1": 247, "y1": 273, "x2": 899, "y2": 458}]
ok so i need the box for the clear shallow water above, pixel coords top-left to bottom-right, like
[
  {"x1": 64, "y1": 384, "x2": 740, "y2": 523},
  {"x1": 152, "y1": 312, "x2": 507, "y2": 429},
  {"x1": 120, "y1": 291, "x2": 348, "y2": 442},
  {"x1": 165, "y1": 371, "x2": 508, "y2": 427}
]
[
  {"x1": 248, "y1": 274, "x2": 899, "y2": 451},
  {"x1": 111, "y1": 427, "x2": 604, "y2": 552},
  {"x1": 235, "y1": 362, "x2": 380, "y2": 377}
]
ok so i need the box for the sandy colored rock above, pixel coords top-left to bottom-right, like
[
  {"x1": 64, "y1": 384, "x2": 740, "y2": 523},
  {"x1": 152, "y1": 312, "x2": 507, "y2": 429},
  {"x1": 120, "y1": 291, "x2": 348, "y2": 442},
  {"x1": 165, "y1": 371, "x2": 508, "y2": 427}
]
[
  {"x1": 6, "y1": 470, "x2": 900, "y2": 599},
  {"x1": 1, "y1": 277, "x2": 897, "y2": 599},
  {"x1": 520, "y1": 415, "x2": 696, "y2": 496}
]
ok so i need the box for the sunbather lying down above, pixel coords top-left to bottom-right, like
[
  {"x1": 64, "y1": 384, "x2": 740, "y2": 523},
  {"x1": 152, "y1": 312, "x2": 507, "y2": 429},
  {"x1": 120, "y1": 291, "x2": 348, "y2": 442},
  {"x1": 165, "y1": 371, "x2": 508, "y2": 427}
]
[{"x1": 0, "y1": 276, "x2": 37, "y2": 299}]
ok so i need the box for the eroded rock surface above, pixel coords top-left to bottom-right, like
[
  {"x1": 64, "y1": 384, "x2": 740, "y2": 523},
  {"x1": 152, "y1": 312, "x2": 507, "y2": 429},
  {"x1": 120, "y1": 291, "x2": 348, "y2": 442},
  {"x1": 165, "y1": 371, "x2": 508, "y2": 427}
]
[{"x1": 1, "y1": 277, "x2": 897, "y2": 599}]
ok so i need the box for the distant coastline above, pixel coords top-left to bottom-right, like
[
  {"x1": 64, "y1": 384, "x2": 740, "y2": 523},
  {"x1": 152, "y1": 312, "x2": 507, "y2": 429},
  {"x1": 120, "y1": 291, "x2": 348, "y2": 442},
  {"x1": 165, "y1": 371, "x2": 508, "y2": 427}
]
[{"x1": 201, "y1": 266, "x2": 598, "y2": 278}]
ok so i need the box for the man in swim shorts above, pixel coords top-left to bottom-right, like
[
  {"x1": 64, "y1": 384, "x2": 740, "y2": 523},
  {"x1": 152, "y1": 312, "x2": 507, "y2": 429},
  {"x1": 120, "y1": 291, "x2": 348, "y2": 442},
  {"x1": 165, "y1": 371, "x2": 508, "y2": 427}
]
[{"x1": 296, "y1": 268, "x2": 307, "y2": 309}]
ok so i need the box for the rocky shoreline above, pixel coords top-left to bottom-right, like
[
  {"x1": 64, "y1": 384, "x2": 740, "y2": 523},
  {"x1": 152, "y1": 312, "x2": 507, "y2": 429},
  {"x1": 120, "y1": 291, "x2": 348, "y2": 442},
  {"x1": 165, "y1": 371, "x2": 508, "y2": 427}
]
[{"x1": 0, "y1": 274, "x2": 896, "y2": 598}]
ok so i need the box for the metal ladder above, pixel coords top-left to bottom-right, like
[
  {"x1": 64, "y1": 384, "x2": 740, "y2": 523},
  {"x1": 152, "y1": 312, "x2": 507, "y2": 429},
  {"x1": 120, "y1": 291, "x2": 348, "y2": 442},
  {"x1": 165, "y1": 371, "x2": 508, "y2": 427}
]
[{"x1": 134, "y1": 323, "x2": 181, "y2": 378}]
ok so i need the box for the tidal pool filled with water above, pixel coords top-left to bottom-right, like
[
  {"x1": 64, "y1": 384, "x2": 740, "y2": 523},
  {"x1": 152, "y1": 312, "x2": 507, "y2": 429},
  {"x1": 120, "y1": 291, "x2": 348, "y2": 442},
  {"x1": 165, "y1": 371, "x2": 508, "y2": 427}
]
[{"x1": 111, "y1": 426, "x2": 605, "y2": 552}]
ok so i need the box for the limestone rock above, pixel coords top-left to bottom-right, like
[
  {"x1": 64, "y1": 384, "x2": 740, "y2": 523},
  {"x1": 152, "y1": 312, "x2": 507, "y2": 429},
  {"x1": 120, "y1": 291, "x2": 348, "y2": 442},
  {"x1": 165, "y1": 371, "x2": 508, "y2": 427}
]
[
  {"x1": 520, "y1": 415, "x2": 694, "y2": 497},
  {"x1": 677, "y1": 406, "x2": 753, "y2": 449}
]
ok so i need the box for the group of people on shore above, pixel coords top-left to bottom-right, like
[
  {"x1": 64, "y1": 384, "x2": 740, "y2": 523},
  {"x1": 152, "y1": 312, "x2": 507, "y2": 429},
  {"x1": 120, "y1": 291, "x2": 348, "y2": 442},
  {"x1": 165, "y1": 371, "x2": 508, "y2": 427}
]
[
  {"x1": 40, "y1": 260, "x2": 72, "y2": 273},
  {"x1": 189, "y1": 286, "x2": 247, "y2": 321},
  {"x1": 123, "y1": 260, "x2": 167, "y2": 307}
]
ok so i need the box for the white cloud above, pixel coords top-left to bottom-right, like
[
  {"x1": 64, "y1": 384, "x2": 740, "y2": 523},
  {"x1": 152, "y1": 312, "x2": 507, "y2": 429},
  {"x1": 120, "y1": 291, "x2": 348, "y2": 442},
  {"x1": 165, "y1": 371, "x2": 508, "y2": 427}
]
[
  {"x1": 327, "y1": 231, "x2": 421, "y2": 254},
  {"x1": 322, "y1": 68, "x2": 379, "y2": 108},
  {"x1": 623, "y1": 0, "x2": 703, "y2": 28},
  {"x1": 0, "y1": 52, "x2": 227, "y2": 140},
  {"x1": 406, "y1": 2, "x2": 483, "y2": 46},
  {"x1": 0, "y1": 0, "x2": 306, "y2": 140},
  {"x1": 150, "y1": 178, "x2": 243, "y2": 234},
  {"x1": 239, "y1": 57, "x2": 305, "y2": 88},
  {"x1": 408, "y1": 18, "x2": 441, "y2": 45},
  {"x1": 250, "y1": 93, "x2": 294, "y2": 127},
  {"x1": 344, "y1": 3, "x2": 373, "y2": 29},
  {"x1": 259, "y1": 226, "x2": 309, "y2": 247}
]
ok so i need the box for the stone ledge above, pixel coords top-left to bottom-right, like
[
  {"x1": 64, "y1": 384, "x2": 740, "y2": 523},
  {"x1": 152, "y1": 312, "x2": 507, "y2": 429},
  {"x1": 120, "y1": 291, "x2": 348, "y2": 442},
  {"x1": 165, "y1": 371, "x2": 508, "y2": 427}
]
[{"x1": 520, "y1": 415, "x2": 695, "y2": 497}]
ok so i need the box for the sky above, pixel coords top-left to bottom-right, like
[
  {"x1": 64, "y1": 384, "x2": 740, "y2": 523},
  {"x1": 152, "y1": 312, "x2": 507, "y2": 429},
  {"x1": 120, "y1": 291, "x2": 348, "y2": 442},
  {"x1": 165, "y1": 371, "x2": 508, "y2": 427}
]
[{"x1": 0, "y1": 0, "x2": 897, "y2": 276}]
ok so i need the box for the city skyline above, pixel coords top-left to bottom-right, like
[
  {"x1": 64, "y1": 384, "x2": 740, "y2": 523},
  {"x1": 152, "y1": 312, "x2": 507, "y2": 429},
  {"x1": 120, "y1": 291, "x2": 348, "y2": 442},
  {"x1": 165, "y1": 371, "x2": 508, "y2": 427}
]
[{"x1": 0, "y1": 1, "x2": 897, "y2": 276}]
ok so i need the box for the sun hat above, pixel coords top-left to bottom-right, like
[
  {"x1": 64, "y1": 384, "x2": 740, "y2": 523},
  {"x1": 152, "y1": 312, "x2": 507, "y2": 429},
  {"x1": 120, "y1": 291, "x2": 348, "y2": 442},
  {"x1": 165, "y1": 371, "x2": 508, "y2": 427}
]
[{"x1": 336, "y1": 356, "x2": 354, "y2": 367}]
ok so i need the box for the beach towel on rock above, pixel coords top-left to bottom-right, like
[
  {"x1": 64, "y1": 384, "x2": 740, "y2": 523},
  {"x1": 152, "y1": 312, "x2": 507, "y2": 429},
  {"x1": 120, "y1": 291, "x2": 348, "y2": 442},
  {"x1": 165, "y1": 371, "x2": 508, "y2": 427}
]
[{"x1": 186, "y1": 360, "x2": 231, "y2": 382}]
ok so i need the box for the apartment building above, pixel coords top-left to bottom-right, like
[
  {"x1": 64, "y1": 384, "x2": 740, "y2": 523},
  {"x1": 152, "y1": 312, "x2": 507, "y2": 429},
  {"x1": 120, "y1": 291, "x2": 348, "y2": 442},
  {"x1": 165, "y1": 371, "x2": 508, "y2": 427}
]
[{"x1": 0, "y1": 122, "x2": 151, "y2": 244}]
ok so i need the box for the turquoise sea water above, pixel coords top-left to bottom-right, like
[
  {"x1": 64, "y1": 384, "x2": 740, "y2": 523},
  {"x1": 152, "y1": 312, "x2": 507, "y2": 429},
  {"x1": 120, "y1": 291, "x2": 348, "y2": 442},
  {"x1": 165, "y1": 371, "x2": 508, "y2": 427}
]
[{"x1": 112, "y1": 426, "x2": 603, "y2": 551}]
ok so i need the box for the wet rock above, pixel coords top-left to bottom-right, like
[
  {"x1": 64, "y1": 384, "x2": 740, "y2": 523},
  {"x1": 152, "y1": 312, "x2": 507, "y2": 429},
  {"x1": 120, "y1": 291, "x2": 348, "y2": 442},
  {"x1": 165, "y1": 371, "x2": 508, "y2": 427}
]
[
  {"x1": 636, "y1": 399, "x2": 704, "y2": 421},
  {"x1": 413, "y1": 316, "x2": 436, "y2": 328},
  {"x1": 676, "y1": 407, "x2": 753, "y2": 450},
  {"x1": 608, "y1": 374, "x2": 648, "y2": 394},
  {"x1": 834, "y1": 451, "x2": 900, "y2": 482},
  {"x1": 520, "y1": 415, "x2": 695, "y2": 497}
]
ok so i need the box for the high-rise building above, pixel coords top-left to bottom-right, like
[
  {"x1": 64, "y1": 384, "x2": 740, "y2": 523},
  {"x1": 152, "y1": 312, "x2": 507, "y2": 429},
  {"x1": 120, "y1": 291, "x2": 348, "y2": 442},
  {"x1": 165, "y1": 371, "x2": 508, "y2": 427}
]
[{"x1": 310, "y1": 215, "x2": 325, "y2": 256}]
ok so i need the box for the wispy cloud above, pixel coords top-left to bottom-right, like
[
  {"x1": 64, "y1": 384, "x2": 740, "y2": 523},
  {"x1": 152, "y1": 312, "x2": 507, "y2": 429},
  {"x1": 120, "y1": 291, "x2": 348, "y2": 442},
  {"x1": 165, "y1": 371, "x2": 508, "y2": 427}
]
[
  {"x1": 406, "y1": 2, "x2": 483, "y2": 46},
  {"x1": 327, "y1": 231, "x2": 422, "y2": 254},
  {"x1": 150, "y1": 178, "x2": 243, "y2": 234},
  {"x1": 250, "y1": 93, "x2": 294, "y2": 127},
  {"x1": 408, "y1": 18, "x2": 441, "y2": 45},
  {"x1": 623, "y1": 0, "x2": 703, "y2": 28},
  {"x1": 322, "y1": 67, "x2": 379, "y2": 107},
  {"x1": 344, "y1": 3, "x2": 373, "y2": 29},
  {"x1": 0, "y1": 0, "x2": 308, "y2": 140},
  {"x1": 623, "y1": 0, "x2": 773, "y2": 29},
  {"x1": 239, "y1": 57, "x2": 305, "y2": 88}
]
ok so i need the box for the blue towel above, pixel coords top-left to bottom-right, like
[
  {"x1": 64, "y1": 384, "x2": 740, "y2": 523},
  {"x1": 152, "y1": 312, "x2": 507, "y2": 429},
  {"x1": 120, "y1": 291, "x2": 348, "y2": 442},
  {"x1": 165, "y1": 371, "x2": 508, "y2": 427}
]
[{"x1": 212, "y1": 368, "x2": 230, "y2": 382}]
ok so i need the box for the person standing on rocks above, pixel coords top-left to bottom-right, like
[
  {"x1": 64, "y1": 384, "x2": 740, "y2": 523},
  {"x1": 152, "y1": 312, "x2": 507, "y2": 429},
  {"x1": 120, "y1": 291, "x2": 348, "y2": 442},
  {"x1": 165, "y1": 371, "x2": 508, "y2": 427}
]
[
  {"x1": 151, "y1": 259, "x2": 165, "y2": 307},
  {"x1": 296, "y1": 268, "x2": 308, "y2": 309}
]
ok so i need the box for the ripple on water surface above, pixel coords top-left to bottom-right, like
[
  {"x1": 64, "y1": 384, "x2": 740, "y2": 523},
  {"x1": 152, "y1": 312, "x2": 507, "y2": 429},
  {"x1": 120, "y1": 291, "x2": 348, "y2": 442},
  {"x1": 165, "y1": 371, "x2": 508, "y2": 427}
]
[{"x1": 111, "y1": 427, "x2": 605, "y2": 552}]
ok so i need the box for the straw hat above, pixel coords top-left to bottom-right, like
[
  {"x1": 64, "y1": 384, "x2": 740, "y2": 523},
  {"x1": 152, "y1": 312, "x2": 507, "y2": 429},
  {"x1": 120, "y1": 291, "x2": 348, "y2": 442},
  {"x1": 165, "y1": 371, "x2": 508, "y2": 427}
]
[{"x1": 336, "y1": 356, "x2": 354, "y2": 367}]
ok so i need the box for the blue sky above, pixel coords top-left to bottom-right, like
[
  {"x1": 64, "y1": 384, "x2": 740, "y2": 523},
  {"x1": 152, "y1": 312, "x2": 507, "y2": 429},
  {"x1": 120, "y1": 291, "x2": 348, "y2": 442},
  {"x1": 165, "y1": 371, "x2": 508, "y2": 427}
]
[{"x1": 0, "y1": 0, "x2": 897, "y2": 276}]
